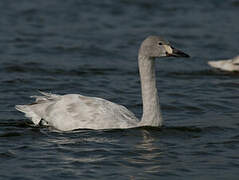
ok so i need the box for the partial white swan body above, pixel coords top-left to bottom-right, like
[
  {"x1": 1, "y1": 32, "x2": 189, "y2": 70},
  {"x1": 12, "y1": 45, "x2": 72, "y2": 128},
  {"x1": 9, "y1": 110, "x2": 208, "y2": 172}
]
[
  {"x1": 17, "y1": 92, "x2": 138, "y2": 131},
  {"x1": 208, "y1": 55, "x2": 239, "y2": 72},
  {"x1": 16, "y1": 36, "x2": 189, "y2": 131}
]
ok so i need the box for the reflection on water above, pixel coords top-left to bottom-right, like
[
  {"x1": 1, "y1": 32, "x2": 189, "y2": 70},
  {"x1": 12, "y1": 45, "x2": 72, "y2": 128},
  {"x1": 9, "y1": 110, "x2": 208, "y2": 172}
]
[{"x1": 136, "y1": 130, "x2": 162, "y2": 173}]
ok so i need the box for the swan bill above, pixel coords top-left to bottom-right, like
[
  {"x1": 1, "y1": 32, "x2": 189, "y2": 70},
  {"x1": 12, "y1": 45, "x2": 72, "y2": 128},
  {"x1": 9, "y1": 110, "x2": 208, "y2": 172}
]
[{"x1": 166, "y1": 47, "x2": 190, "y2": 58}]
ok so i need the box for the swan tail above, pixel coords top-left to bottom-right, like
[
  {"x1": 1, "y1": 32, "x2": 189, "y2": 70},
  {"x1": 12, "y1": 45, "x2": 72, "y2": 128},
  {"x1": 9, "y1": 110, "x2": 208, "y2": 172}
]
[
  {"x1": 15, "y1": 105, "x2": 41, "y2": 125},
  {"x1": 16, "y1": 91, "x2": 59, "y2": 125}
]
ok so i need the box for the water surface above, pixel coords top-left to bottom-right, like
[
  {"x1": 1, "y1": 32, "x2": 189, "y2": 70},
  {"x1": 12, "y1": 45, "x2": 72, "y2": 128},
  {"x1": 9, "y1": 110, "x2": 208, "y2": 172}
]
[{"x1": 1, "y1": 0, "x2": 239, "y2": 179}]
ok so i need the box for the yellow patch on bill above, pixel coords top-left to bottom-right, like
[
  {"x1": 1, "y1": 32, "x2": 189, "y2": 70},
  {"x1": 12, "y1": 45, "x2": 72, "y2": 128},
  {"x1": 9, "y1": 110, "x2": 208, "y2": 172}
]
[{"x1": 163, "y1": 45, "x2": 173, "y2": 54}]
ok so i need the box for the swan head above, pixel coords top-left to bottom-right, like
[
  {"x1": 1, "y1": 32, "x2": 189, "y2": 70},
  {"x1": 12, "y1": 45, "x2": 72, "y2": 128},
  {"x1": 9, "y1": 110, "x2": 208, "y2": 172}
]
[{"x1": 139, "y1": 35, "x2": 190, "y2": 58}]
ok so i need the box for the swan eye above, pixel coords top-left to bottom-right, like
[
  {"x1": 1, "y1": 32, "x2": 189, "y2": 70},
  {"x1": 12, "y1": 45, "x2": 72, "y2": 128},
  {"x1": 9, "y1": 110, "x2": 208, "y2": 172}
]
[{"x1": 158, "y1": 42, "x2": 163, "y2": 45}]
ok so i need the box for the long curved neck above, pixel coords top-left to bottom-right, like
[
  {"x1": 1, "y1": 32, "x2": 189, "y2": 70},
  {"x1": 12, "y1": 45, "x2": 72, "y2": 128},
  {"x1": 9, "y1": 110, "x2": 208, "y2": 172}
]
[{"x1": 138, "y1": 55, "x2": 162, "y2": 126}]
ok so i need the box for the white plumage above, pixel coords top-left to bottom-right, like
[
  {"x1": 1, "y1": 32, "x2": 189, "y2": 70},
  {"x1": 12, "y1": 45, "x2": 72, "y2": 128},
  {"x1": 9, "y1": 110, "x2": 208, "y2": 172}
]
[
  {"x1": 16, "y1": 36, "x2": 189, "y2": 131},
  {"x1": 16, "y1": 92, "x2": 138, "y2": 130},
  {"x1": 208, "y1": 55, "x2": 239, "y2": 72}
]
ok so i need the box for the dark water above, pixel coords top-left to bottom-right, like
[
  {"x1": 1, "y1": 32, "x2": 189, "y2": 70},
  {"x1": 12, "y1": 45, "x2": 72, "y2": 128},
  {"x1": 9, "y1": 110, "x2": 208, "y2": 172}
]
[{"x1": 1, "y1": 0, "x2": 239, "y2": 179}]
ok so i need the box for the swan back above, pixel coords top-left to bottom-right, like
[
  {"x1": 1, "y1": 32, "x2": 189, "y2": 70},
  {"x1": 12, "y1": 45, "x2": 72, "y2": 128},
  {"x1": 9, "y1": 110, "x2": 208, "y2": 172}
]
[{"x1": 16, "y1": 92, "x2": 139, "y2": 131}]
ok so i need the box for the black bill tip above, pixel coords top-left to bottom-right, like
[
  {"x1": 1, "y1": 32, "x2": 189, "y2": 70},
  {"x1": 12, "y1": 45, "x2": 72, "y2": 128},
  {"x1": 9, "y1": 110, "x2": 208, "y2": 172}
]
[{"x1": 167, "y1": 47, "x2": 190, "y2": 58}]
